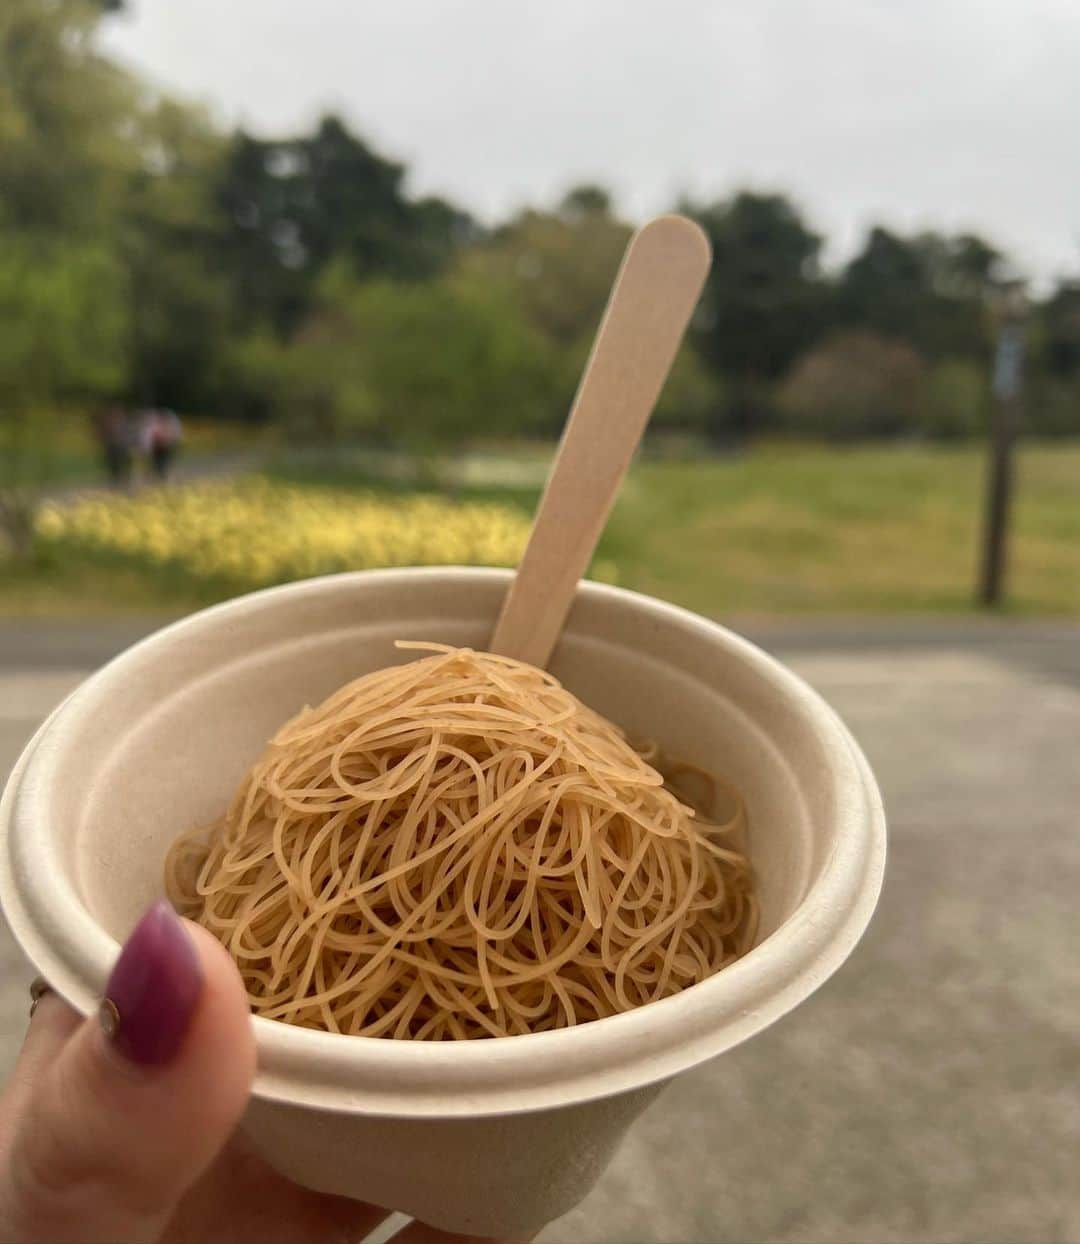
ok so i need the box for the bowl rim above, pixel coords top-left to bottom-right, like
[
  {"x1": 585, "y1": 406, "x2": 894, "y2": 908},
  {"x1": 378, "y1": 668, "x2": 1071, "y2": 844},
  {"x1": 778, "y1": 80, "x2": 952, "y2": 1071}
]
[{"x1": 0, "y1": 568, "x2": 886, "y2": 1118}]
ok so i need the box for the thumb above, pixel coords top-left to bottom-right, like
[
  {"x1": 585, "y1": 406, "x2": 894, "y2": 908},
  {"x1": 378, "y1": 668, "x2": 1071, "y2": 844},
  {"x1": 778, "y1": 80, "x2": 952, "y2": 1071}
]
[{"x1": 1, "y1": 901, "x2": 255, "y2": 1244}]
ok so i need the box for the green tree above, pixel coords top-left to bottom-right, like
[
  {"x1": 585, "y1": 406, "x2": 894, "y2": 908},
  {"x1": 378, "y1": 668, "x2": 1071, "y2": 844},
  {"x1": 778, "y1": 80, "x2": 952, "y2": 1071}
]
[
  {"x1": 683, "y1": 192, "x2": 827, "y2": 438},
  {"x1": 0, "y1": 241, "x2": 128, "y2": 401},
  {"x1": 559, "y1": 184, "x2": 614, "y2": 221},
  {"x1": 0, "y1": 0, "x2": 133, "y2": 551},
  {"x1": 652, "y1": 345, "x2": 728, "y2": 437},
  {"x1": 282, "y1": 269, "x2": 559, "y2": 457},
  {"x1": 459, "y1": 192, "x2": 730, "y2": 440},
  {"x1": 120, "y1": 99, "x2": 232, "y2": 410},
  {"x1": 0, "y1": 0, "x2": 134, "y2": 236},
  {"x1": 1036, "y1": 281, "x2": 1080, "y2": 378},
  {"x1": 0, "y1": 239, "x2": 129, "y2": 551},
  {"x1": 216, "y1": 115, "x2": 475, "y2": 333},
  {"x1": 1026, "y1": 280, "x2": 1080, "y2": 435},
  {"x1": 459, "y1": 190, "x2": 632, "y2": 349},
  {"x1": 1024, "y1": 377, "x2": 1080, "y2": 436},
  {"x1": 275, "y1": 307, "x2": 371, "y2": 444},
  {"x1": 459, "y1": 188, "x2": 672, "y2": 437},
  {"x1": 922, "y1": 232, "x2": 1004, "y2": 299},
  {"x1": 838, "y1": 227, "x2": 1003, "y2": 360},
  {"x1": 216, "y1": 329, "x2": 291, "y2": 424}
]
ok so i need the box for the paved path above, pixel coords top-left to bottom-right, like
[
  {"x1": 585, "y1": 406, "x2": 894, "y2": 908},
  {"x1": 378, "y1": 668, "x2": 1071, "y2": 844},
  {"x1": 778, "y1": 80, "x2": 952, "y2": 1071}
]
[
  {"x1": 1, "y1": 620, "x2": 1077, "y2": 1244},
  {"x1": 39, "y1": 447, "x2": 266, "y2": 506}
]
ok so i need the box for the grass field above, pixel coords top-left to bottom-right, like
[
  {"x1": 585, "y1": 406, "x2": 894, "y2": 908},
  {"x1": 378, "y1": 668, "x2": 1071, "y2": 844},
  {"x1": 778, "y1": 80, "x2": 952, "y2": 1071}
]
[
  {"x1": 602, "y1": 444, "x2": 1080, "y2": 616},
  {"x1": 2, "y1": 443, "x2": 1077, "y2": 620}
]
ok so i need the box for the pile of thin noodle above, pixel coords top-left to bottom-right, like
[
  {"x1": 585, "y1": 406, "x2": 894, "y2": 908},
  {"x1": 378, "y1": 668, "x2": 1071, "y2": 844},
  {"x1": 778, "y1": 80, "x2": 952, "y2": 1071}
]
[{"x1": 165, "y1": 643, "x2": 757, "y2": 1039}]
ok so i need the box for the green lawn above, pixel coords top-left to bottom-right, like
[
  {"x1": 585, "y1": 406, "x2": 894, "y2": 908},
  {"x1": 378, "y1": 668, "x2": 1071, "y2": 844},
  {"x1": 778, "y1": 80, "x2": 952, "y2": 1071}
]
[
  {"x1": 2, "y1": 443, "x2": 1077, "y2": 620},
  {"x1": 600, "y1": 444, "x2": 1080, "y2": 616}
]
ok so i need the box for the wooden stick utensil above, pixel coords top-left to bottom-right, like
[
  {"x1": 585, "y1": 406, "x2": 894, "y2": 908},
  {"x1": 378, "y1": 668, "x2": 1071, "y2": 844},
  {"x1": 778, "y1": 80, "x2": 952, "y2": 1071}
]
[{"x1": 489, "y1": 213, "x2": 711, "y2": 667}]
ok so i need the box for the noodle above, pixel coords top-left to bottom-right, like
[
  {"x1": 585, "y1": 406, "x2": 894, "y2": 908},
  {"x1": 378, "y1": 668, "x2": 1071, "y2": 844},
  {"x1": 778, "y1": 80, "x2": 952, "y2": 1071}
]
[{"x1": 165, "y1": 643, "x2": 757, "y2": 1038}]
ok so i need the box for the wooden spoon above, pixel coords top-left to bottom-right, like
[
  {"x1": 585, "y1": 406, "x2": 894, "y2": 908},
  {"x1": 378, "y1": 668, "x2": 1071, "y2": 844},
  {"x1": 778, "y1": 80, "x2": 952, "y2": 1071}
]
[{"x1": 489, "y1": 213, "x2": 711, "y2": 668}]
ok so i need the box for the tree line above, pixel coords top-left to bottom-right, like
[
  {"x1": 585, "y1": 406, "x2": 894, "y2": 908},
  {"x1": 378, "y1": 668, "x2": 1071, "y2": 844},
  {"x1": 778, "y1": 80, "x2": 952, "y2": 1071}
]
[{"x1": 3, "y1": 0, "x2": 1080, "y2": 457}]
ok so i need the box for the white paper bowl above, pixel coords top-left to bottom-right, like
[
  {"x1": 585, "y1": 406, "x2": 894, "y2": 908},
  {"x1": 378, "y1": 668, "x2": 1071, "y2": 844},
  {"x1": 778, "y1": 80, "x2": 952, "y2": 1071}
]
[{"x1": 0, "y1": 568, "x2": 885, "y2": 1237}]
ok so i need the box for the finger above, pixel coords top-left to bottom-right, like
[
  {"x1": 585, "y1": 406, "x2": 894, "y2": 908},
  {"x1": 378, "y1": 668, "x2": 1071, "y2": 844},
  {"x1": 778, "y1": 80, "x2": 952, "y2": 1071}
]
[
  {"x1": 0, "y1": 902, "x2": 255, "y2": 1244},
  {"x1": 1, "y1": 994, "x2": 81, "y2": 1117}
]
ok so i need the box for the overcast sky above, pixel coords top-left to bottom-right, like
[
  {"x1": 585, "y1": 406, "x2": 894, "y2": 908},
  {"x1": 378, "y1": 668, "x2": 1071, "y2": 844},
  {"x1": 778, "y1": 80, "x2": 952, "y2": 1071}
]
[{"x1": 101, "y1": 0, "x2": 1080, "y2": 288}]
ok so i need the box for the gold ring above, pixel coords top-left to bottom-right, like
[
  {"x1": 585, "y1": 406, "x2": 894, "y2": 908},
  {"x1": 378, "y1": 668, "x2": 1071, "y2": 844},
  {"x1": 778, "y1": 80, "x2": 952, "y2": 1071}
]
[{"x1": 29, "y1": 976, "x2": 53, "y2": 1019}]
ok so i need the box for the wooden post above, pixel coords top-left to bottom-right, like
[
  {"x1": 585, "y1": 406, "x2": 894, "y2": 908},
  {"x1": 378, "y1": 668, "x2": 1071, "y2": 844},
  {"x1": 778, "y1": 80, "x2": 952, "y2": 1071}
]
[{"x1": 977, "y1": 319, "x2": 1023, "y2": 608}]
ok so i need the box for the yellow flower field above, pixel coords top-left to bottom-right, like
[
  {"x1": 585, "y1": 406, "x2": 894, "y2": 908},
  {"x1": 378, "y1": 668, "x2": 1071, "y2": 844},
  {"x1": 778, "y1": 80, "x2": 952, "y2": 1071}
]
[{"x1": 36, "y1": 477, "x2": 531, "y2": 588}]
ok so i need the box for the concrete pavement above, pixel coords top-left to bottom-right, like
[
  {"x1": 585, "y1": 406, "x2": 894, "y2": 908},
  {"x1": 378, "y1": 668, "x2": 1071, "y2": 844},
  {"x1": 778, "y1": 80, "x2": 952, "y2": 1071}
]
[{"x1": 1, "y1": 619, "x2": 1078, "y2": 1243}]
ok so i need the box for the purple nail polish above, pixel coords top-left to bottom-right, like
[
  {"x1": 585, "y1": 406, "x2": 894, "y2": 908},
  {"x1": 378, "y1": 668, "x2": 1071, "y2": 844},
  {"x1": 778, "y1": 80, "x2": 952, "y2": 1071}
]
[{"x1": 102, "y1": 900, "x2": 203, "y2": 1066}]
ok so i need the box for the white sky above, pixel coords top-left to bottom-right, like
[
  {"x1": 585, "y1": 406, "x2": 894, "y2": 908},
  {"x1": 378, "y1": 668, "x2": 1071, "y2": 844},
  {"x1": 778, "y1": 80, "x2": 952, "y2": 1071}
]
[{"x1": 101, "y1": 0, "x2": 1080, "y2": 288}]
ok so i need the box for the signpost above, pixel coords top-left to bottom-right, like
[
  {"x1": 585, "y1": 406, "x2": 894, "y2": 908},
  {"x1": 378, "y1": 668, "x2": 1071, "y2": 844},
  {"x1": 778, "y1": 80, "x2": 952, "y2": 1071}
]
[{"x1": 977, "y1": 310, "x2": 1024, "y2": 608}]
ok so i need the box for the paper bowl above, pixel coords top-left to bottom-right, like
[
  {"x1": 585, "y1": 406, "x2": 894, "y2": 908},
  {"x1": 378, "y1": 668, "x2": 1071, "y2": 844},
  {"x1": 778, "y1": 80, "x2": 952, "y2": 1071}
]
[{"x1": 0, "y1": 568, "x2": 885, "y2": 1237}]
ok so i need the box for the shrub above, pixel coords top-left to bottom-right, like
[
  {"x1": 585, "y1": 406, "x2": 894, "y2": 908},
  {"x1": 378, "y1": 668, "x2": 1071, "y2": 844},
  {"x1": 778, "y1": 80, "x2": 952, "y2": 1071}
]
[
  {"x1": 918, "y1": 358, "x2": 986, "y2": 439},
  {"x1": 1025, "y1": 378, "x2": 1080, "y2": 436},
  {"x1": 778, "y1": 330, "x2": 926, "y2": 439}
]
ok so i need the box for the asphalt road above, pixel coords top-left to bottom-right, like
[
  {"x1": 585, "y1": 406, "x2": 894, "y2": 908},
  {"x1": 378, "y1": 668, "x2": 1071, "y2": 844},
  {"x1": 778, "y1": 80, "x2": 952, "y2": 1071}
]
[{"x1": 1, "y1": 618, "x2": 1077, "y2": 1244}]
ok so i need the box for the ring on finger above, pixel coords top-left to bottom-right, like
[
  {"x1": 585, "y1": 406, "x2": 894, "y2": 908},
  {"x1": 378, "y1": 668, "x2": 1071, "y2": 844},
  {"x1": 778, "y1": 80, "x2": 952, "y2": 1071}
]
[{"x1": 29, "y1": 976, "x2": 53, "y2": 1019}]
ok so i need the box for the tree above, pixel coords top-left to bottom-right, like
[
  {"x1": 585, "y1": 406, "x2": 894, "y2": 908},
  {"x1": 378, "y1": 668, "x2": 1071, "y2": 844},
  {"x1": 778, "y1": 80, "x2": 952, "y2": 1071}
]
[
  {"x1": 683, "y1": 192, "x2": 827, "y2": 437},
  {"x1": 281, "y1": 269, "x2": 559, "y2": 456},
  {"x1": 0, "y1": 0, "x2": 135, "y2": 551},
  {"x1": 1037, "y1": 281, "x2": 1080, "y2": 378},
  {"x1": 924, "y1": 232, "x2": 1005, "y2": 299},
  {"x1": 458, "y1": 191, "x2": 735, "y2": 439},
  {"x1": 0, "y1": 241, "x2": 128, "y2": 403},
  {"x1": 454, "y1": 192, "x2": 636, "y2": 435},
  {"x1": 458, "y1": 191, "x2": 632, "y2": 349},
  {"x1": 216, "y1": 115, "x2": 475, "y2": 333},
  {"x1": 652, "y1": 345, "x2": 728, "y2": 437},
  {"x1": 838, "y1": 227, "x2": 1003, "y2": 360},
  {"x1": 559, "y1": 184, "x2": 613, "y2": 221},
  {"x1": 0, "y1": 0, "x2": 135, "y2": 236},
  {"x1": 215, "y1": 329, "x2": 291, "y2": 424},
  {"x1": 0, "y1": 239, "x2": 129, "y2": 551},
  {"x1": 120, "y1": 99, "x2": 233, "y2": 410},
  {"x1": 1026, "y1": 280, "x2": 1080, "y2": 435}
]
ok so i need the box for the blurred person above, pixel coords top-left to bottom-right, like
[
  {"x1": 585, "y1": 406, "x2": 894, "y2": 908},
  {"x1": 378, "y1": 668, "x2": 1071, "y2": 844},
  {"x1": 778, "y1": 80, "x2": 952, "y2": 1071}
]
[
  {"x1": 0, "y1": 902, "x2": 527, "y2": 1244},
  {"x1": 140, "y1": 408, "x2": 183, "y2": 481},
  {"x1": 95, "y1": 404, "x2": 134, "y2": 489}
]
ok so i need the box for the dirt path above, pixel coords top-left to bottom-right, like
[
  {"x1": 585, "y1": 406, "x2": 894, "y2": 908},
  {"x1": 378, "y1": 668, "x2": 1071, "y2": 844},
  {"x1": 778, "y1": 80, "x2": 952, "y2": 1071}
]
[{"x1": 38, "y1": 447, "x2": 267, "y2": 507}]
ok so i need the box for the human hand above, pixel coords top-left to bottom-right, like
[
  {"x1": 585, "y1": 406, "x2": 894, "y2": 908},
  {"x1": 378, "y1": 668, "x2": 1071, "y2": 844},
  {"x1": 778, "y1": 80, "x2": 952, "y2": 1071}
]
[{"x1": 0, "y1": 901, "x2": 526, "y2": 1243}]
